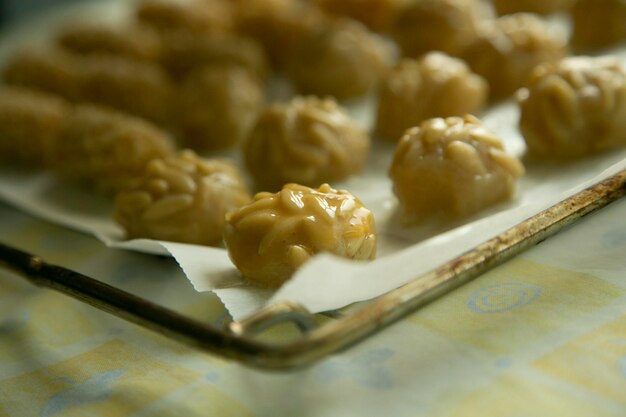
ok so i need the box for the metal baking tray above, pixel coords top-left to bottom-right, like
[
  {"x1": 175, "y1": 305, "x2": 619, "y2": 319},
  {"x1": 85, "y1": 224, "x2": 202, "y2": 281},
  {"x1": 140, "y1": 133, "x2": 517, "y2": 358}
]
[{"x1": 1, "y1": 169, "x2": 624, "y2": 370}]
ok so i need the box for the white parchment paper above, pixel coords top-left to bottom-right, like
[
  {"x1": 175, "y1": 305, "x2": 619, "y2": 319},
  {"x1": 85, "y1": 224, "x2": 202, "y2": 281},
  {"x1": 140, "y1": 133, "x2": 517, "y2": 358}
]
[{"x1": 0, "y1": 0, "x2": 625, "y2": 320}]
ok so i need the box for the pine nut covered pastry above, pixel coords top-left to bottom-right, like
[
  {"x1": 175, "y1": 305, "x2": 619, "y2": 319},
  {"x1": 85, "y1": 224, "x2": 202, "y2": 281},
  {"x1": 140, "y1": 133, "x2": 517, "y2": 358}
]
[
  {"x1": 57, "y1": 23, "x2": 163, "y2": 63},
  {"x1": 462, "y1": 13, "x2": 568, "y2": 101},
  {"x1": 244, "y1": 96, "x2": 370, "y2": 191},
  {"x1": 49, "y1": 105, "x2": 175, "y2": 192},
  {"x1": 376, "y1": 52, "x2": 488, "y2": 141},
  {"x1": 286, "y1": 19, "x2": 394, "y2": 100},
  {"x1": 390, "y1": 0, "x2": 493, "y2": 58},
  {"x1": 175, "y1": 65, "x2": 264, "y2": 151},
  {"x1": 3, "y1": 48, "x2": 174, "y2": 124},
  {"x1": 389, "y1": 115, "x2": 524, "y2": 223},
  {"x1": 114, "y1": 150, "x2": 251, "y2": 246},
  {"x1": 223, "y1": 183, "x2": 377, "y2": 287},
  {"x1": 519, "y1": 56, "x2": 626, "y2": 160},
  {"x1": 0, "y1": 87, "x2": 70, "y2": 165}
]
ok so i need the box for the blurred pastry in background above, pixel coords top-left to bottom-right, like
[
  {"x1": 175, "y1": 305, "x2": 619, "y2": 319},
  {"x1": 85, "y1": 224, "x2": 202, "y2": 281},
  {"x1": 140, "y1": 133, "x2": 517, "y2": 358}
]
[
  {"x1": 493, "y1": 0, "x2": 575, "y2": 15},
  {"x1": 159, "y1": 32, "x2": 268, "y2": 81},
  {"x1": 0, "y1": 87, "x2": 70, "y2": 166},
  {"x1": 314, "y1": 0, "x2": 404, "y2": 31},
  {"x1": 244, "y1": 96, "x2": 370, "y2": 191},
  {"x1": 114, "y1": 150, "x2": 250, "y2": 246},
  {"x1": 175, "y1": 64, "x2": 264, "y2": 151},
  {"x1": 136, "y1": 0, "x2": 234, "y2": 36},
  {"x1": 519, "y1": 56, "x2": 626, "y2": 160},
  {"x1": 570, "y1": 0, "x2": 626, "y2": 51},
  {"x1": 389, "y1": 115, "x2": 524, "y2": 223},
  {"x1": 233, "y1": 0, "x2": 328, "y2": 69},
  {"x1": 49, "y1": 105, "x2": 175, "y2": 192},
  {"x1": 462, "y1": 13, "x2": 568, "y2": 101},
  {"x1": 376, "y1": 52, "x2": 488, "y2": 140},
  {"x1": 287, "y1": 19, "x2": 394, "y2": 99},
  {"x1": 56, "y1": 23, "x2": 163, "y2": 63},
  {"x1": 223, "y1": 183, "x2": 377, "y2": 287},
  {"x1": 3, "y1": 48, "x2": 174, "y2": 124},
  {"x1": 390, "y1": 0, "x2": 493, "y2": 58}
]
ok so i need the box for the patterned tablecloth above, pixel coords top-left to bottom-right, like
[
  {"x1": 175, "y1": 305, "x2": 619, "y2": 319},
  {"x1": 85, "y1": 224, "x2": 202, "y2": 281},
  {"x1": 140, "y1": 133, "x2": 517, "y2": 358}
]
[{"x1": 0, "y1": 191, "x2": 625, "y2": 416}]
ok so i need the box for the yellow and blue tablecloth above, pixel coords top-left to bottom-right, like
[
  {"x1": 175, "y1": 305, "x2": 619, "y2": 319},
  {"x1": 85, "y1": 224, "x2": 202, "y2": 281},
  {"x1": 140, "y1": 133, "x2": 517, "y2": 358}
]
[{"x1": 0, "y1": 195, "x2": 625, "y2": 416}]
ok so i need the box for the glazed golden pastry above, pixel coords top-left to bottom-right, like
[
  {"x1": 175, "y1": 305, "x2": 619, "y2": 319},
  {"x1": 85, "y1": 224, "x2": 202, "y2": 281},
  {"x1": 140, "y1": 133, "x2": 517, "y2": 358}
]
[
  {"x1": 315, "y1": 0, "x2": 403, "y2": 31},
  {"x1": 49, "y1": 105, "x2": 174, "y2": 192},
  {"x1": 3, "y1": 48, "x2": 174, "y2": 124},
  {"x1": 570, "y1": 0, "x2": 626, "y2": 51},
  {"x1": 114, "y1": 150, "x2": 250, "y2": 246},
  {"x1": 136, "y1": 0, "x2": 233, "y2": 35},
  {"x1": 287, "y1": 19, "x2": 393, "y2": 99},
  {"x1": 57, "y1": 23, "x2": 163, "y2": 63},
  {"x1": 0, "y1": 87, "x2": 70, "y2": 165},
  {"x1": 493, "y1": 0, "x2": 575, "y2": 15},
  {"x1": 390, "y1": 0, "x2": 492, "y2": 58},
  {"x1": 519, "y1": 56, "x2": 626, "y2": 160},
  {"x1": 175, "y1": 65, "x2": 264, "y2": 151},
  {"x1": 462, "y1": 13, "x2": 568, "y2": 101},
  {"x1": 389, "y1": 115, "x2": 524, "y2": 222},
  {"x1": 223, "y1": 183, "x2": 377, "y2": 287},
  {"x1": 244, "y1": 97, "x2": 370, "y2": 191},
  {"x1": 376, "y1": 52, "x2": 488, "y2": 141},
  {"x1": 233, "y1": 0, "x2": 327, "y2": 69},
  {"x1": 159, "y1": 32, "x2": 268, "y2": 80}
]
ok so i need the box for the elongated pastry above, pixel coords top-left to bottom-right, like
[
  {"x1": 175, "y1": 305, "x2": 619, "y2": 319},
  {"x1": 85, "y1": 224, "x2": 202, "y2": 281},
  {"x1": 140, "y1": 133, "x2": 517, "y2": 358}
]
[
  {"x1": 114, "y1": 150, "x2": 251, "y2": 246},
  {"x1": 224, "y1": 183, "x2": 377, "y2": 287},
  {"x1": 49, "y1": 105, "x2": 175, "y2": 192},
  {"x1": 389, "y1": 115, "x2": 524, "y2": 222},
  {"x1": 244, "y1": 96, "x2": 369, "y2": 190},
  {"x1": 376, "y1": 52, "x2": 488, "y2": 141},
  {"x1": 57, "y1": 23, "x2": 162, "y2": 63},
  {"x1": 519, "y1": 56, "x2": 626, "y2": 160},
  {"x1": 0, "y1": 87, "x2": 70, "y2": 165},
  {"x1": 3, "y1": 48, "x2": 173, "y2": 124}
]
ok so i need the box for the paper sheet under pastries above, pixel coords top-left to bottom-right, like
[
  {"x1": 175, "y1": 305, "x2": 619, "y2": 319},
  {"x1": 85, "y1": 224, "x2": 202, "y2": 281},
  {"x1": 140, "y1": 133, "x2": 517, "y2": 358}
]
[{"x1": 0, "y1": 1, "x2": 625, "y2": 320}]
